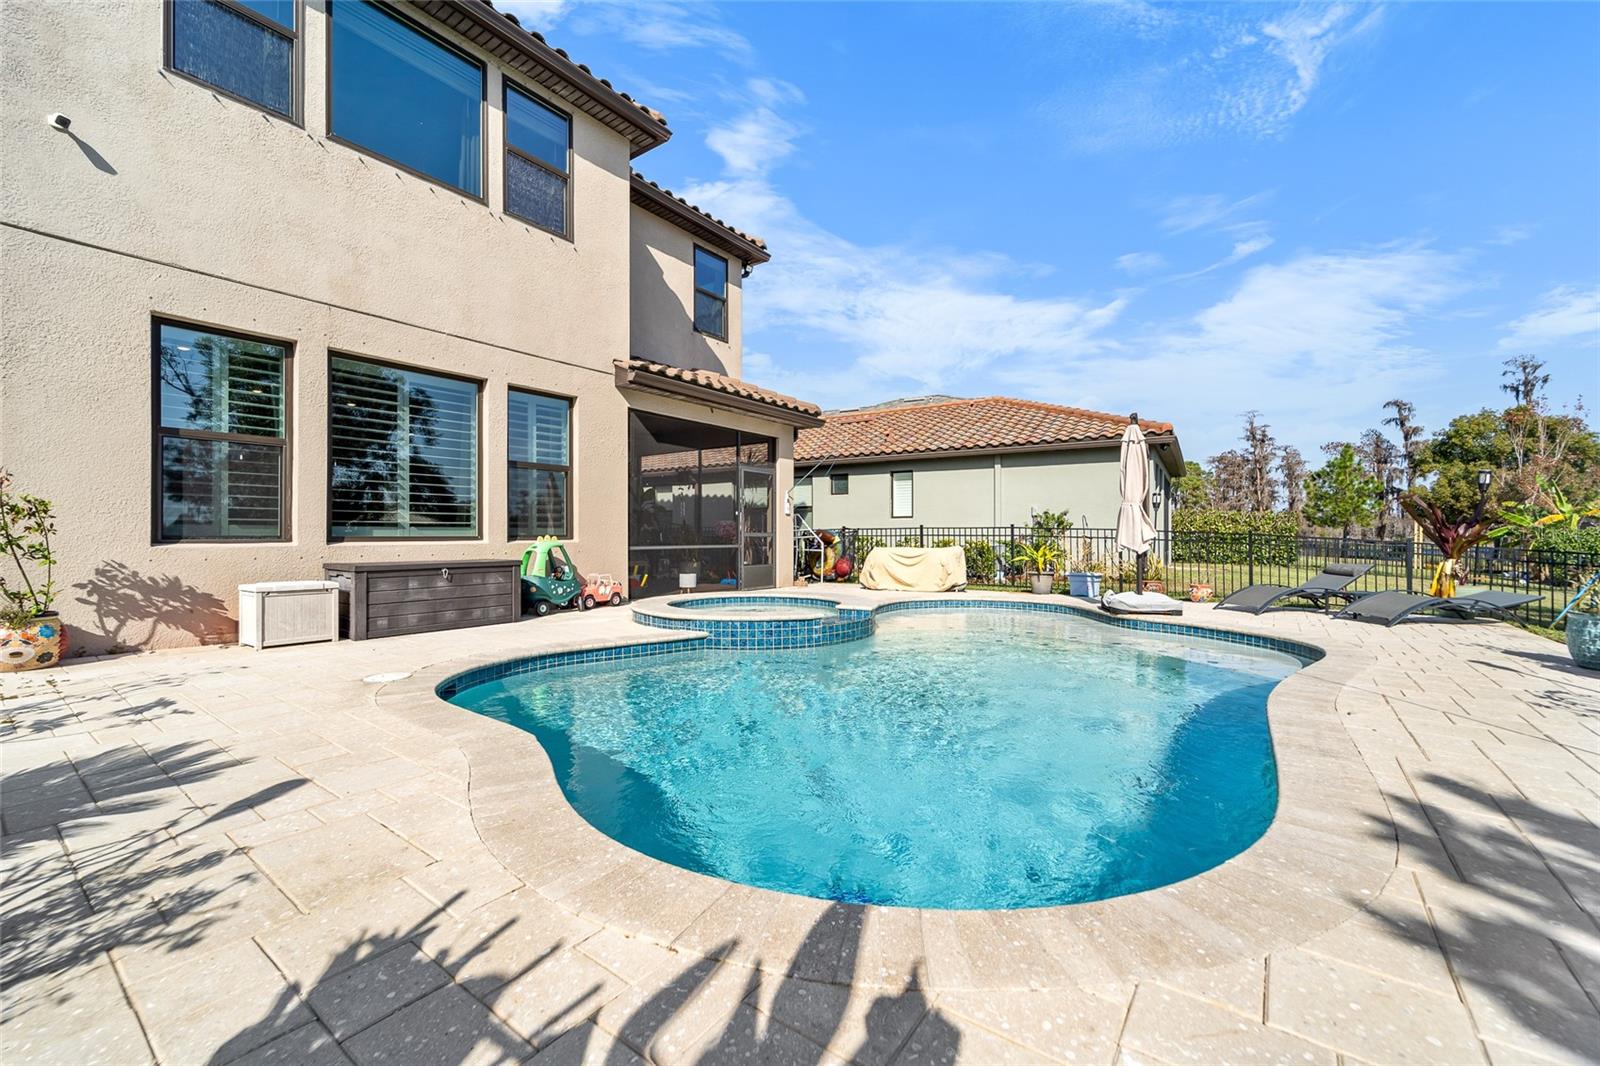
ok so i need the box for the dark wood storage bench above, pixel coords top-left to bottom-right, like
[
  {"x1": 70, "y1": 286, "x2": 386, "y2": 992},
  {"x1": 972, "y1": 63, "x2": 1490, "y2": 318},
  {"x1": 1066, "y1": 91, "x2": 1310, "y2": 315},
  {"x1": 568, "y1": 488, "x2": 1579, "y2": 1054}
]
[{"x1": 323, "y1": 559, "x2": 521, "y2": 640}]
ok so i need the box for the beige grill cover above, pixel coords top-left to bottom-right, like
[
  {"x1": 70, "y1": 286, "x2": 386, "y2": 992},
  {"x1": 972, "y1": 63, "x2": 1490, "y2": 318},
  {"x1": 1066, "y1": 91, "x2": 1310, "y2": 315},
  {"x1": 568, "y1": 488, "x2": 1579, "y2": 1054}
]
[{"x1": 858, "y1": 546, "x2": 968, "y2": 592}]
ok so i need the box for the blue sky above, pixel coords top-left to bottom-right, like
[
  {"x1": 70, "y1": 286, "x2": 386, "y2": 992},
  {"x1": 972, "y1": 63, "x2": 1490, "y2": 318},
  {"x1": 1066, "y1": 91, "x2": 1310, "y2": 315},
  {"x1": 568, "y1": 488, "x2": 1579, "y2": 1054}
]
[{"x1": 504, "y1": 0, "x2": 1600, "y2": 463}]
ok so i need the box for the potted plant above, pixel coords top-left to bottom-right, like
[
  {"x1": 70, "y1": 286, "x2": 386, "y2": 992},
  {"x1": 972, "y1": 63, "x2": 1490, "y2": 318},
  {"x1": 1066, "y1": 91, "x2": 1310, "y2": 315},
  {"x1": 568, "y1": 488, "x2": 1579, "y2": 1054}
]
[
  {"x1": 1065, "y1": 540, "x2": 1103, "y2": 598},
  {"x1": 1489, "y1": 478, "x2": 1600, "y2": 669},
  {"x1": 1014, "y1": 539, "x2": 1060, "y2": 595},
  {"x1": 1563, "y1": 581, "x2": 1600, "y2": 670},
  {"x1": 1188, "y1": 582, "x2": 1213, "y2": 602},
  {"x1": 1, "y1": 471, "x2": 63, "y2": 671}
]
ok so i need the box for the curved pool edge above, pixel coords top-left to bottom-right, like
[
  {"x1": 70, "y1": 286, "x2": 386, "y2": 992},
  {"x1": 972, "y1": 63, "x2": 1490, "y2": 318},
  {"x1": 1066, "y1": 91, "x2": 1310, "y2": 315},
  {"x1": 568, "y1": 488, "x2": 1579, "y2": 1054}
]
[{"x1": 380, "y1": 590, "x2": 1398, "y2": 993}]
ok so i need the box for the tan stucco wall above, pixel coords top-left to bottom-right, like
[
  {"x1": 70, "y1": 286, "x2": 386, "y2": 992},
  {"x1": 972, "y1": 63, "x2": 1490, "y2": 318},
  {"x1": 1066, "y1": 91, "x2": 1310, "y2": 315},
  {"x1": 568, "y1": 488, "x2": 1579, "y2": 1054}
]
[
  {"x1": 0, "y1": 1, "x2": 780, "y2": 652},
  {"x1": 797, "y1": 447, "x2": 1172, "y2": 535},
  {"x1": 629, "y1": 207, "x2": 743, "y2": 377}
]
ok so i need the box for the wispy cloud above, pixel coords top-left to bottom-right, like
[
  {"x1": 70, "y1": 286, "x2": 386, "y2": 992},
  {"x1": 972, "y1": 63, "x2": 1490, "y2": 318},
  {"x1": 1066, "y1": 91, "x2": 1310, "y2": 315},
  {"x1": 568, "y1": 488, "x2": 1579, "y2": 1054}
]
[
  {"x1": 681, "y1": 82, "x2": 1128, "y2": 408},
  {"x1": 1172, "y1": 235, "x2": 1276, "y2": 280},
  {"x1": 1159, "y1": 192, "x2": 1272, "y2": 235},
  {"x1": 558, "y1": 1, "x2": 753, "y2": 59},
  {"x1": 1115, "y1": 252, "x2": 1167, "y2": 276},
  {"x1": 1497, "y1": 284, "x2": 1600, "y2": 352},
  {"x1": 494, "y1": 0, "x2": 572, "y2": 31},
  {"x1": 1488, "y1": 223, "x2": 1534, "y2": 246},
  {"x1": 1042, "y1": 3, "x2": 1383, "y2": 153}
]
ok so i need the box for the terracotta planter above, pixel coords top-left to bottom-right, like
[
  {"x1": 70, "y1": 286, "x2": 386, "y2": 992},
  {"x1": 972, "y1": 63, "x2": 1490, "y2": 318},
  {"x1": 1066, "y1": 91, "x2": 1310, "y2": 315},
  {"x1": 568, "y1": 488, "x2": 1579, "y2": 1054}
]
[
  {"x1": 0, "y1": 612, "x2": 65, "y2": 671},
  {"x1": 1567, "y1": 612, "x2": 1600, "y2": 671},
  {"x1": 1141, "y1": 580, "x2": 1166, "y2": 595},
  {"x1": 1189, "y1": 582, "x2": 1213, "y2": 603}
]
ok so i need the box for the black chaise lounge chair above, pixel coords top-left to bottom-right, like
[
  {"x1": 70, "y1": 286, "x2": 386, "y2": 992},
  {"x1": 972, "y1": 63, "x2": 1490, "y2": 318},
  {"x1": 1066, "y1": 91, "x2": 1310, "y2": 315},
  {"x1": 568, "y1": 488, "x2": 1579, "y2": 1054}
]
[
  {"x1": 1214, "y1": 563, "x2": 1373, "y2": 615},
  {"x1": 1334, "y1": 589, "x2": 1542, "y2": 627}
]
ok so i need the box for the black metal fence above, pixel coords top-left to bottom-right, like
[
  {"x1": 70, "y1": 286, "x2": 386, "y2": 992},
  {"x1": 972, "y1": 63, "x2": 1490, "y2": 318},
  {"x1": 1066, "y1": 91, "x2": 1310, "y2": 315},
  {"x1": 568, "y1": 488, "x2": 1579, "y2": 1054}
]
[{"x1": 798, "y1": 525, "x2": 1598, "y2": 628}]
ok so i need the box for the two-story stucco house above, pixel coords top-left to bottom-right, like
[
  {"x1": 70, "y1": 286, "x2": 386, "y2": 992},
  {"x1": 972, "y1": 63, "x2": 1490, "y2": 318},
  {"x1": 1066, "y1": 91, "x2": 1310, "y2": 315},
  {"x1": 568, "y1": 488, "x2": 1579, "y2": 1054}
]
[
  {"x1": 0, "y1": 0, "x2": 821, "y2": 653},
  {"x1": 792, "y1": 396, "x2": 1184, "y2": 535}
]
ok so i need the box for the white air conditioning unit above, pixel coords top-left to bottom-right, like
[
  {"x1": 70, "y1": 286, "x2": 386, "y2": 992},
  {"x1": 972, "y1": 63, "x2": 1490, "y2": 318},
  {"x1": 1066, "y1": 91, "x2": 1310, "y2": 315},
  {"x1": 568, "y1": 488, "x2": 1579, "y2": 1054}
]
[{"x1": 238, "y1": 580, "x2": 341, "y2": 649}]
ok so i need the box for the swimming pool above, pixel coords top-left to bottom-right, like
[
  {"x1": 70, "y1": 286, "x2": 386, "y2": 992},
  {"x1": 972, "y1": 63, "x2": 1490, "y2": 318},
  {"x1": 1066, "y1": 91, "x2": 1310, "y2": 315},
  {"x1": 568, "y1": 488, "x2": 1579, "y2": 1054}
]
[{"x1": 447, "y1": 606, "x2": 1302, "y2": 909}]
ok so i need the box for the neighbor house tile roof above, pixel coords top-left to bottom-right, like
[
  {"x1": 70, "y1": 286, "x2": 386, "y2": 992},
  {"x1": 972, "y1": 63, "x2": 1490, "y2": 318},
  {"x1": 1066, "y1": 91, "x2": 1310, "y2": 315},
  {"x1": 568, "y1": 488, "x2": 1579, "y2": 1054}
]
[
  {"x1": 616, "y1": 359, "x2": 823, "y2": 424},
  {"x1": 795, "y1": 396, "x2": 1175, "y2": 462}
]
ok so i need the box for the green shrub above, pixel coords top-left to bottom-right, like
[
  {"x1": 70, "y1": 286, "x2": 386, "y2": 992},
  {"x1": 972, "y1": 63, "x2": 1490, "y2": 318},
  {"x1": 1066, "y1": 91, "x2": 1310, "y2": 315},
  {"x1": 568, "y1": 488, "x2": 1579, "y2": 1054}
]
[
  {"x1": 895, "y1": 535, "x2": 920, "y2": 548},
  {"x1": 1172, "y1": 509, "x2": 1299, "y2": 565},
  {"x1": 1529, "y1": 525, "x2": 1600, "y2": 555},
  {"x1": 962, "y1": 539, "x2": 999, "y2": 582}
]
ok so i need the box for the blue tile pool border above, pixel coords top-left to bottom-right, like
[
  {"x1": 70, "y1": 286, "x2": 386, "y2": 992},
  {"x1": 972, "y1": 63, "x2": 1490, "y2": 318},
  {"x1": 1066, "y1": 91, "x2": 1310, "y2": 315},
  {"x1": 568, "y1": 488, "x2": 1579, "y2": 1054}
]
[{"x1": 437, "y1": 596, "x2": 1324, "y2": 701}]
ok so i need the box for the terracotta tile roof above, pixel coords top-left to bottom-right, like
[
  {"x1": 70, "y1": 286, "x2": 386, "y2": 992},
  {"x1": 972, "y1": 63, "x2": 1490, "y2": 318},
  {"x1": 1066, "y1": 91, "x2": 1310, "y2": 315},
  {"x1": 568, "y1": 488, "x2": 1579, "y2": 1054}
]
[
  {"x1": 795, "y1": 396, "x2": 1176, "y2": 463},
  {"x1": 630, "y1": 173, "x2": 771, "y2": 265},
  {"x1": 616, "y1": 359, "x2": 822, "y2": 424}
]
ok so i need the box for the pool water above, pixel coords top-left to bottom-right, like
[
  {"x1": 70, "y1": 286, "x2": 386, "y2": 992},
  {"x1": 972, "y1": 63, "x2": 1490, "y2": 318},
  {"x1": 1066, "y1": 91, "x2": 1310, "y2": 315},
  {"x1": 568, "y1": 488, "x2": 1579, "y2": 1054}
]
[
  {"x1": 449, "y1": 609, "x2": 1298, "y2": 909},
  {"x1": 669, "y1": 597, "x2": 840, "y2": 620}
]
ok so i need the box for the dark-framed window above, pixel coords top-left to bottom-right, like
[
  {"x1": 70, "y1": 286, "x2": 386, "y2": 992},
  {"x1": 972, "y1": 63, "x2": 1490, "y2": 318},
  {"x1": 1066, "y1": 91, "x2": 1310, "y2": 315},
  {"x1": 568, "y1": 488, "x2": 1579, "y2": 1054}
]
[
  {"x1": 327, "y1": 0, "x2": 485, "y2": 198},
  {"x1": 166, "y1": 0, "x2": 299, "y2": 121},
  {"x1": 508, "y1": 388, "x2": 572, "y2": 538},
  {"x1": 693, "y1": 246, "x2": 729, "y2": 339},
  {"x1": 504, "y1": 82, "x2": 572, "y2": 237},
  {"x1": 154, "y1": 319, "x2": 290, "y2": 542},
  {"x1": 891, "y1": 470, "x2": 913, "y2": 518},
  {"x1": 830, "y1": 473, "x2": 849, "y2": 495},
  {"x1": 329, "y1": 355, "x2": 480, "y2": 539}
]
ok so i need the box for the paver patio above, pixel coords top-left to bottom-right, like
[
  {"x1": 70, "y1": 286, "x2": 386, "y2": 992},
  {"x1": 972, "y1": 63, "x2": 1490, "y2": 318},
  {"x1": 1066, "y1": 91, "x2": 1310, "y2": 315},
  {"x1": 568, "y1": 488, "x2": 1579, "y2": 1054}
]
[{"x1": 2, "y1": 589, "x2": 1597, "y2": 1065}]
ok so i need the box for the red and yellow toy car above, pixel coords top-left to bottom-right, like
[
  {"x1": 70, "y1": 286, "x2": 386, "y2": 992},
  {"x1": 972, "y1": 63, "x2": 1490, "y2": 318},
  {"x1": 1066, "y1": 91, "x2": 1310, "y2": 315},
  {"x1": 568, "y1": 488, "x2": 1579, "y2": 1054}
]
[{"x1": 581, "y1": 573, "x2": 626, "y2": 610}]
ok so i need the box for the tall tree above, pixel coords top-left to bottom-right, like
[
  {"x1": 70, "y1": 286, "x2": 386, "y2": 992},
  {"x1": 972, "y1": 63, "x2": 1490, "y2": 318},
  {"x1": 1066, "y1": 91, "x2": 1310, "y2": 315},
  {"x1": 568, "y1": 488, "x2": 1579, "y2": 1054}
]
[
  {"x1": 1171, "y1": 460, "x2": 1213, "y2": 509},
  {"x1": 1304, "y1": 445, "x2": 1381, "y2": 537},
  {"x1": 1241, "y1": 411, "x2": 1279, "y2": 513},
  {"x1": 1207, "y1": 450, "x2": 1250, "y2": 511},
  {"x1": 1382, "y1": 399, "x2": 1425, "y2": 488},
  {"x1": 1501, "y1": 355, "x2": 1550, "y2": 409},
  {"x1": 1279, "y1": 446, "x2": 1308, "y2": 516}
]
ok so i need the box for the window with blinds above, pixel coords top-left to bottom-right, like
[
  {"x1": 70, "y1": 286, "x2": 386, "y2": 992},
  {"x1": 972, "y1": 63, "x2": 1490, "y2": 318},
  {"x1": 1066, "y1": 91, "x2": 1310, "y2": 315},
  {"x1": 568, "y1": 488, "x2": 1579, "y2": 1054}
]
[
  {"x1": 508, "y1": 389, "x2": 572, "y2": 538},
  {"x1": 891, "y1": 470, "x2": 914, "y2": 518},
  {"x1": 329, "y1": 356, "x2": 479, "y2": 539},
  {"x1": 155, "y1": 321, "x2": 289, "y2": 542}
]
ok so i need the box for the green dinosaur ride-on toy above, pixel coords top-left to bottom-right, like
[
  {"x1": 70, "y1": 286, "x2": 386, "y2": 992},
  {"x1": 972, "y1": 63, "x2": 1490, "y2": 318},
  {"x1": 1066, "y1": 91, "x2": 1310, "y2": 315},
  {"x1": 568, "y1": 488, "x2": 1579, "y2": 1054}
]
[{"x1": 520, "y1": 537, "x2": 586, "y2": 617}]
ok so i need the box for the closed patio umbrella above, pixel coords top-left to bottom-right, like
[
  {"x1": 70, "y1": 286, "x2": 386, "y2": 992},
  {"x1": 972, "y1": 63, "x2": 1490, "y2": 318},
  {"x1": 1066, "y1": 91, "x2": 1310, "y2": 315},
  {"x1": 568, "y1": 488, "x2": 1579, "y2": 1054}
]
[{"x1": 1116, "y1": 418, "x2": 1157, "y2": 586}]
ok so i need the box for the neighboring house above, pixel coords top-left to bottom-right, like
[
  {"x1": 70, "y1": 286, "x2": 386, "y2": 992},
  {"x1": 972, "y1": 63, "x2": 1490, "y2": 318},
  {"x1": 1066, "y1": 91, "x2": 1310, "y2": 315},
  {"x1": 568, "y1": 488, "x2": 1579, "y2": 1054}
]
[
  {"x1": 0, "y1": 0, "x2": 819, "y2": 652},
  {"x1": 792, "y1": 396, "x2": 1183, "y2": 535}
]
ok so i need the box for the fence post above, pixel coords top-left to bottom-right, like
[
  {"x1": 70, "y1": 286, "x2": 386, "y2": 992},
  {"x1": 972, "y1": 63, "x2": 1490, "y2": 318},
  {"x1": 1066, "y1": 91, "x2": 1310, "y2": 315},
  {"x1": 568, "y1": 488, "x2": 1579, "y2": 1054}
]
[
  {"x1": 1247, "y1": 530, "x2": 1255, "y2": 587},
  {"x1": 920, "y1": 524, "x2": 926, "y2": 547},
  {"x1": 1404, "y1": 536, "x2": 1415, "y2": 594}
]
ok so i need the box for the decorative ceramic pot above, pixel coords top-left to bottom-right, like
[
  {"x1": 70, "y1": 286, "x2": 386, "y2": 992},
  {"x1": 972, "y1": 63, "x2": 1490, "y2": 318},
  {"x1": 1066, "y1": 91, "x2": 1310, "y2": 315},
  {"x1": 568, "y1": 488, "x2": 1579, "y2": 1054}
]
[
  {"x1": 0, "y1": 613, "x2": 65, "y2": 672},
  {"x1": 1029, "y1": 572, "x2": 1055, "y2": 595},
  {"x1": 1067, "y1": 572, "x2": 1102, "y2": 598},
  {"x1": 1141, "y1": 580, "x2": 1167, "y2": 595},
  {"x1": 1189, "y1": 582, "x2": 1213, "y2": 603},
  {"x1": 1566, "y1": 612, "x2": 1600, "y2": 671}
]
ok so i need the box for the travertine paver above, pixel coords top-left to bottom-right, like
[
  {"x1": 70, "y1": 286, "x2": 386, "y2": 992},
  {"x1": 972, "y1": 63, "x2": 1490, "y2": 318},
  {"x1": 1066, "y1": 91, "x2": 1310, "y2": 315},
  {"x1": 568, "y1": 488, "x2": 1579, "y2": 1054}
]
[{"x1": 2, "y1": 590, "x2": 1598, "y2": 1064}]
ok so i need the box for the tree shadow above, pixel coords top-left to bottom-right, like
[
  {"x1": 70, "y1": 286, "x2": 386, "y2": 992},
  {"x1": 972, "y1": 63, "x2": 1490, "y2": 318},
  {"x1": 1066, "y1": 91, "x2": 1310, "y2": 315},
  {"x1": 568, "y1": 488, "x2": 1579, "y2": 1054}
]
[
  {"x1": 206, "y1": 896, "x2": 960, "y2": 1065},
  {"x1": 1360, "y1": 772, "x2": 1600, "y2": 1062},
  {"x1": 1, "y1": 742, "x2": 308, "y2": 1004},
  {"x1": 71, "y1": 560, "x2": 232, "y2": 653}
]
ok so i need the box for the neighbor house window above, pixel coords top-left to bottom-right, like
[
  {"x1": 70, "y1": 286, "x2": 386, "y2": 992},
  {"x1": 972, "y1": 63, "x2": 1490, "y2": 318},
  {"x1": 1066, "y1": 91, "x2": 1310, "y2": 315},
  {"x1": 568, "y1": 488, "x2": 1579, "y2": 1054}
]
[
  {"x1": 504, "y1": 84, "x2": 571, "y2": 235},
  {"x1": 693, "y1": 246, "x2": 728, "y2": 338},
  {"x1": 328, "y1": 0, "x2": 484, "y2": 196},
  {"x1": 167, "y1": 0, "x2": 298, "y2": 119},
  {"x1": 508, "y1": 389, "x2": 572, "y2": 538},
  {"x1": 155, "y1": 320, "x2": 289, "y2": 542},
  {"x1": 330, "y1": 356, "x2": 479, "y2": 538},
  {"x1": 891, "y1": 470, "x2": 913, "y2": 518},
  {"x1": 830, "y1": 474, "x2": 849, "y2": 495}
]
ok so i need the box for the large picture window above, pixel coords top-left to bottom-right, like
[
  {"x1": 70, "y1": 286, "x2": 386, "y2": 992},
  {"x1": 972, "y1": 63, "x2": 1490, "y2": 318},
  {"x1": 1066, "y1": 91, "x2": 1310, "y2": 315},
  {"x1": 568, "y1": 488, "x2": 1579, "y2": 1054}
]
[
  {"x1": 330, "y1": 356, "x2": 479, "y2": 539},
  {"x1": 504, "y1": 84, "x2": 571, "y2": 236},
  {"x1": 508, "y1": 389, "x2": 572, "y2": 539},
  {"x1": 155, "y1": 320, "x2": 289, "y2": 542},
  {"x1": 693, "y1": 247, "x2": 728, "y2": 339},
  {"x1": 328, "y1": 0, "x2": 484, "y2": 197},
  {"x1": 167, "y1": 0, "x2": 297, "y2": 120}
]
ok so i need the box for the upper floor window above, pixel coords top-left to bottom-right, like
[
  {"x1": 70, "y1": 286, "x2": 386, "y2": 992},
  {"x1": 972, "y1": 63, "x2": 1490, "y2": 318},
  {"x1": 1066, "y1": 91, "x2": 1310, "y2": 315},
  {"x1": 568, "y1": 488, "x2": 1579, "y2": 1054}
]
[
  {"x1": 504, "y1": 84, "x2": 571, "y2": 236},
  {"x1": 693, "y1": 246, "x2": 728, "y2": 339},
  {"x1": 167, "y1": 0, "x2": 297, "y2": 120},
  {"x1": 329, "y1": 356, "x2": 479, "y2": 539},
  {"x1": 830, "y1": 474, "x2": 849, "y2": 495},
  {"x1": 328, "y1": 0, "x2": 484, "y2": 197},
  {"x1": 154, "y1": 320, "x2": 289, "y2": 542},
  {"x1": 508, "y1": 389, "x2": 573, "y2": 538}
]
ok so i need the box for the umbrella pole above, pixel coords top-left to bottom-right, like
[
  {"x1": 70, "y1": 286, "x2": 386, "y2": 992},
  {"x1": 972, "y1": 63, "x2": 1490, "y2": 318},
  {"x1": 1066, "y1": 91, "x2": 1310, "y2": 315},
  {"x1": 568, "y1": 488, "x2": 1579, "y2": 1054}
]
[{"x1": 1135, "y1": 551, "x2": 1147, "y2": 593}]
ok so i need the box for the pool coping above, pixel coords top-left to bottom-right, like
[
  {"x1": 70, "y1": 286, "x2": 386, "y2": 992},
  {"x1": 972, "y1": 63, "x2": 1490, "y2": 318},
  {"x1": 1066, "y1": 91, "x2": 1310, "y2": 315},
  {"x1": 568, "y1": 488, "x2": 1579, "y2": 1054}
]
[{"x1": 376, "y1": 589, "x2": 1398, "y2": 993}]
